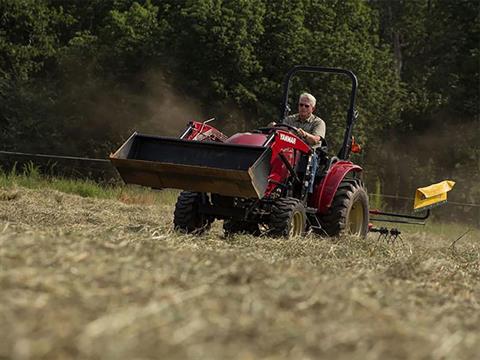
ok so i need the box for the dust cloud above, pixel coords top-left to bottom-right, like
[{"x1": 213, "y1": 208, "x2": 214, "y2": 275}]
[
  {"x1": 139, "y1": 70, "x2": 205, "y2": 137},
  {"x1": 71, "y1": 68, "x2": 256, "y2": 144},
  {"x1": 52, "y1": 65, "x2": 278, "y2": 159},
  {"x1": 57, "y1": 68, "x2": 210, "y2": 156}
]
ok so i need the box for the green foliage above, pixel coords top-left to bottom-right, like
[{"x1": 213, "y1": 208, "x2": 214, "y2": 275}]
[
  {"x1": 0, "y1": 0, "x2": 68, "y2": 151},
  {"x1": 372, "y1": 0, "x2": 479, "y2": 122},
  {"x1": 100, "y1": 1, "x2": 167, "y2": 76},
  {"x1": 0, "y1": 0, "x2": 60, "y2": 80},
  {"x1": 169, "y1": 0, "x2": 265, "y2": 109}
]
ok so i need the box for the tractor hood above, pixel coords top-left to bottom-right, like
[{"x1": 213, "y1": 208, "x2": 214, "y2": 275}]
[{"x1": 225, "y1": 133, "x2": 268, "y2": 147}]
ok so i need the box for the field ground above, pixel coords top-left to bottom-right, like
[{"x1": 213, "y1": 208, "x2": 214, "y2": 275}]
[{"x1": 0, "y1": 183, "x2": 479, "y2": 359}]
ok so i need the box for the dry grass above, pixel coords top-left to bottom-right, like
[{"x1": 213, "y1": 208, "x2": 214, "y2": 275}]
[{"x1": 0, "y1": 186, "x2": 479, "y2": 360}]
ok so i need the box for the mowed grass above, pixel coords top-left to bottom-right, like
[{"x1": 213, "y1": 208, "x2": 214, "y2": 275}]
[{"x1": 0, "y1": 180, "x2": 478, "y2": 359}]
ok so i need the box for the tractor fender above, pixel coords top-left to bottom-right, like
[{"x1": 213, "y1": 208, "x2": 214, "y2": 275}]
[{"x1": 310, "y1": 160, "x2": 362, "y2": 215}]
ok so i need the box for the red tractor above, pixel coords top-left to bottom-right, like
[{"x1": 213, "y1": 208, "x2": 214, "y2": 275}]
[{"x1": 111, "y1": 66, "x2": 371, "y2": 238}]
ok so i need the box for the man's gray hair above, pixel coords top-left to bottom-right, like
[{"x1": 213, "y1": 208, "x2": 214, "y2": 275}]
[{"x1": 299, "y1": 93, "x2": 316, "y2": 108}]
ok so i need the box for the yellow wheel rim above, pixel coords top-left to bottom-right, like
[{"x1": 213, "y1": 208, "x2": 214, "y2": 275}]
[
  {"x1": 289, "y1": 210, "x2": 304, "y2": 237},
  {"x1": 348, "y1": 200, "x2": 364, "y2": 235}
]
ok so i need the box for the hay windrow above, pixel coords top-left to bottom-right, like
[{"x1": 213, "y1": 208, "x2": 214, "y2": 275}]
[{"x1": 0, "y1": 186, "x2": 478, "y2": 359}]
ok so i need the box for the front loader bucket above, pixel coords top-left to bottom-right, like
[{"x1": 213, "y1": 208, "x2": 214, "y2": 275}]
[{"x1": 110, "y1": 133, "x2": 271, "y2": 198}]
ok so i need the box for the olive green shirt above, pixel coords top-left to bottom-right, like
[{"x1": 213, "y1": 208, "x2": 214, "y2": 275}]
[{"x1": 284, "y1": 114, "x2": 326, "y2": 140}]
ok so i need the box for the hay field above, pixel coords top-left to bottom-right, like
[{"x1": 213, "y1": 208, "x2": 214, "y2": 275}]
[{"x1": 0, "y1": 186, "x2": 479, "y2": 359}]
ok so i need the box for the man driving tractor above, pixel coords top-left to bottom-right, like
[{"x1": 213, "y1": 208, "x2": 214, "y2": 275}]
[
  {"x1": 270, "y1": 92, "x2": 326, "y2": 147},
  {"x1": 269, "y1": 92, "x2": 326, "y2": 194}
]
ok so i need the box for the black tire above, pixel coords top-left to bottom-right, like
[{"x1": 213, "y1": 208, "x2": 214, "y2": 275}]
[
  {"x1": 268, "y1": 197, "x2": 307, "y2": 238},
  {"x1": 319, "y1": 179, "x2": 369, "y2": 237},
  {"x1": 173, "y1": 191, "x2": 211, "y2": 234},
  {"x1": 223, "y1": 220, "x2": 260, "y2": 236}
]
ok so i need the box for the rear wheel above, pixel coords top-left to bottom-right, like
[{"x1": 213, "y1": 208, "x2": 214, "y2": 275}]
[
  {"x1": 174, "y1": 191, "x2": 211, "y2": 234},
  {"x1": 268, "y1": 197, "x2": 307, "y2": 238},
  {"x1": 319, "y1": 179, "x2": 368, "y2": 237}
]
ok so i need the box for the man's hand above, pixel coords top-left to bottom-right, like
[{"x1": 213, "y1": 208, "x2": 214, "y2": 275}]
[
  {"x1": 296, "y1": 128, "x2": 321, "y2": 146},
  {"x1": 296, "y1": 128, "x2": 307, "y2": 138},
  {"x1": 267, "y1": 121, "x2": 277, "y2": 127}
]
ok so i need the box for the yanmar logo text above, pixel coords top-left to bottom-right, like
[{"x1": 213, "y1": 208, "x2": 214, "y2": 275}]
[{"x1": 279, "y1": 133, "x2": 296, "y2": 145}]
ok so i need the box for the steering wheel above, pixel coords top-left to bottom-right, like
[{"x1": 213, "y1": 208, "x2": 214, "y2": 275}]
[
  {"x1": 253, "y1": 127, "x2": 275, "y2": 134},
  {"x1": 254, "y1": 123, "x2": 300, "y2": 135},
  {"x1": 273, "y1": 123, "x2": 299, "y2": 133}
]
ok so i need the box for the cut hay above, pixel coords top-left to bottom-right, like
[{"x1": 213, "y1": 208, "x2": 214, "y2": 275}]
[{"x1": 0, "y1": 187, "x2": 478, "y2": 359}]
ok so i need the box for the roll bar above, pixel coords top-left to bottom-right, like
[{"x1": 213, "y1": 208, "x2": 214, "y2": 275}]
[{"x1": 280, "y1": 66, "x2": 358, "y2": 160}]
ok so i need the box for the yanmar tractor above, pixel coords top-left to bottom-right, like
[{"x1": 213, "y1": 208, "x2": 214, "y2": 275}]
[{"x1": 110, "y1": 66, "x2": 454, "y2": 239}]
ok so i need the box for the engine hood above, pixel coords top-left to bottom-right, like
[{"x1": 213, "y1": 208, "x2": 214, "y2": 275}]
[{"x1": 226, "y1": 132, "x2": 268, "y2": 147}]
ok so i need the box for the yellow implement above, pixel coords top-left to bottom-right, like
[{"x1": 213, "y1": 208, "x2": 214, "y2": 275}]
[{"x1": 414, "y1": 180, "x2": 455, "y2": 212}]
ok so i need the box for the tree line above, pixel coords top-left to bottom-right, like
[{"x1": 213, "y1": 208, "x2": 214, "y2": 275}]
[{"x1": 1, "y1": 0, "x2": 478, "y2": 221}]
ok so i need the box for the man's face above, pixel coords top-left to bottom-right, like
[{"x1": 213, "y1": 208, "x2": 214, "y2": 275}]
[{"x1": 298, "y1": 97, "x2": 314, "y2": 119}]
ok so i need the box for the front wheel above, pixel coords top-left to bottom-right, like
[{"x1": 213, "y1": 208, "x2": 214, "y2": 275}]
[
  {"x1": 267, "y1": 197, "x2": 307, "y2": 238},
  {"x1": 319, "y1": 179, "x2": 369, "y2": 237},
  {"x1": 173, "y1": 191, "x2": 211, "y2": 234}
]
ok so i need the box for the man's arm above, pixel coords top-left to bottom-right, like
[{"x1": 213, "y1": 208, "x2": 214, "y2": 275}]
[
  {"x1": 297, "y1": 118, "x2": 326, "y2": 146},
  {"x1": 297, "y1": 128, "x2": 321, "y2": 146},
  {"x1": 268, "y1": 125, "x2": 321, "y2": 146}
]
